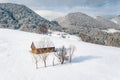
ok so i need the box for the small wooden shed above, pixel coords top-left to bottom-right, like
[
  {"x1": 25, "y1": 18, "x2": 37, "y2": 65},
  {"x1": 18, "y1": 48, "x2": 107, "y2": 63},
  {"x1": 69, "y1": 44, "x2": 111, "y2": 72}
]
[{"x1": 31, "y1": 41, "x2": 56, "y2": 54}]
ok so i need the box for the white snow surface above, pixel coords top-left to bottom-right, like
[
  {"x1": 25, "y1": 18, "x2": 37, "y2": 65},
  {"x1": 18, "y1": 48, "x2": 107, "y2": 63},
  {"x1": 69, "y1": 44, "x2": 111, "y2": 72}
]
[
  {"x1": 0, "y1": 29, "x2": 120, "y2": 80},
  {"x1": 111, "y1": 19, "x2": 118, "y2": 24},
  {"x1": 102, "y1": 29, "x2": 120, "y2": 33}
]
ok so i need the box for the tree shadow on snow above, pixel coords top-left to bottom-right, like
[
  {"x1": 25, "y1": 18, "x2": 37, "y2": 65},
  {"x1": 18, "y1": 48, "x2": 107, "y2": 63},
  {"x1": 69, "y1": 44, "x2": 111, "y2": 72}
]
[
  {"x1": 36, "y1": 56, "x2": 101, "y2": 69},
  {"x1": 72, "y1": 56, "x2": 101, "y2": 63}
]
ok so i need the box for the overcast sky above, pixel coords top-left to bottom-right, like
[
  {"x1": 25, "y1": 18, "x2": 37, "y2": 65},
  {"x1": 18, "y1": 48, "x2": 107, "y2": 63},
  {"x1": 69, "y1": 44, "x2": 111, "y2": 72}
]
[{"x1": 0, "y1": 0, "x2": 120, "y2": 15}]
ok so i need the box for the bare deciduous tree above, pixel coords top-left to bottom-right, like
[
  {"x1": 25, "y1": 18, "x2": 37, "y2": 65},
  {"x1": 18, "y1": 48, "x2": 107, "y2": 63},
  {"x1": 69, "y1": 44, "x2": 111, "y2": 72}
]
[
  {"x1": 32, "y1": 54, "x2": 40, "y2": 69},
  {"x1": 39, "y1": 37, "x2": 54, "y2": 48},
  {"x1": 39, "y1": 53, "x2": 49, "y2": 67},
  {"x1": 32, "y1": 37, "x2": 54, "y2": 68},
  {"x1": 69, "y1": 45, "x2": 76, "y2": 63},
  {"x1": 39, "y1": 24, "x2": 48, "y2": 34},
  {"x1": 55, "y1": 46, "x2": 68, "y2": 64},
  {"x1": 39, "y1": 37, "x2": 55, "y2": 67},
  {"x1": 52, "y1": 57, "x2": 55, "y2": 66}
]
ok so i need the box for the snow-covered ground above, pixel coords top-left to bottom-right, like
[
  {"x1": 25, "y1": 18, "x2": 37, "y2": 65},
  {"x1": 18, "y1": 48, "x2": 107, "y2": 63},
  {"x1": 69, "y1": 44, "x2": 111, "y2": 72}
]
[
  {"x1": 0, "y1": 28, "x2": 120, "y2": 80},
  {"x1": 111, "y1": 19, "x2": 118, "y2": 24},
  {"x1": 48, "y1": 30, "x2": 81, "y2": 41},
  {"x1": 102, "y1": 29, "x2": 120, "y2": 33}
]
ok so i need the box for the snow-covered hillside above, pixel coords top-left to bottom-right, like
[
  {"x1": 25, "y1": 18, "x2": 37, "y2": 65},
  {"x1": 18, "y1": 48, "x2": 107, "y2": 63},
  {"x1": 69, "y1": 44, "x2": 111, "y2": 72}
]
[
  {"x1": 111, "y1": 16, "x2": 120, "y2": 25},
  {"x1": 102, "y1": 29, "x2": 120, "y2": 33},
  {"x1": 0, "y1": 29, "x2": 120, "y2": 80}
]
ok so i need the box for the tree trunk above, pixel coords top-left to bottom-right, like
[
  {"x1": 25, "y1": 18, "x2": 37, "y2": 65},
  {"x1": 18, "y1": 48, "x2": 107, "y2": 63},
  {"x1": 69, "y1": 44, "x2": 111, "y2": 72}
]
[
  {"x1": 36, "y1": 60, "x2": 38, "y2": 69},
  {"x1": 70, "y1": 56, "x2": 72, "y2": 63},
  {"x1": 53, "y1": 58, "x2": 55, "y2": 66},
  {"x1": 61, "y1": 59, "x2": 64, "y2": 64},
  {"x1": 44, "y1": 60, "x2": 46, "y2": 67}
]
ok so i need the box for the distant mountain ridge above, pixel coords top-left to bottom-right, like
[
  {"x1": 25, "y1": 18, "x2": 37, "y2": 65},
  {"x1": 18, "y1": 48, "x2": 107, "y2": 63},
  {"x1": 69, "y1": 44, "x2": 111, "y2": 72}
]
[
  {"x1": 55, "y1": 12, "x2": 120, "y2": 31},
  {"x1": 95, "y1": 16, "x2": 120, "y2": 29},
  {"x1": 0, "y1": 3, "x2": 60, "y2": 33},
  {"x1": 111, "y1": 15, "x2": 120, "y2": 25},
  {"x1": 55, "y1": 12, "x2": 120, "y2": 47}
]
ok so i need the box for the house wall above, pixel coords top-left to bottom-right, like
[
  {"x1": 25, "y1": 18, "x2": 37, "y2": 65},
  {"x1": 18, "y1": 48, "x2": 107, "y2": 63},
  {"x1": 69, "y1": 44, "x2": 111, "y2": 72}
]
[
  {"x1": 31, "y1": 47, "x2": 56, "y2": 54},
  {"x1": 32, "y1": 48, "x2": 37, "y2": 54}
]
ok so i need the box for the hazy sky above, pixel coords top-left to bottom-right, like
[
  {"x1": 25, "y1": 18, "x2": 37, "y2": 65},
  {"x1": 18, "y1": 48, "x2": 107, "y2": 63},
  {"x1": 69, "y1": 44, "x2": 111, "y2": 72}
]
[{"x1": 0, "y1": 0, "x2": 120, "y2": 15}]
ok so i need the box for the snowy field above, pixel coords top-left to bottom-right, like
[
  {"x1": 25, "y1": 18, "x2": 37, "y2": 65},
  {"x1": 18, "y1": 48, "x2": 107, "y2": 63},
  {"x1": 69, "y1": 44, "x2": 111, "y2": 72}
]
[
  {"x1": 0, "y1": 28, "x2": 120, "y2": 80},
  {"x1": 102, "y1": 29, "x2": 120, "y2": 33}
]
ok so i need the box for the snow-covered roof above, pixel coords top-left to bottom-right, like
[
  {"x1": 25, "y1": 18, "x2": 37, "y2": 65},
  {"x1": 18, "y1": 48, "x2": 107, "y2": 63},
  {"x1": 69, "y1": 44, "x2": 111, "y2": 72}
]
[{"x1": 32, "y1": 39, "x2": 54, "y2": 48}]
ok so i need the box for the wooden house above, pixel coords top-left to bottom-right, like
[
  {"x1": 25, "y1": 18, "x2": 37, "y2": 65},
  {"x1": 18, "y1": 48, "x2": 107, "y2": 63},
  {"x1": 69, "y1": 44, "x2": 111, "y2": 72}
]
[{"x1": 31, "y1": 41, "x2": 56, "y2": 54}]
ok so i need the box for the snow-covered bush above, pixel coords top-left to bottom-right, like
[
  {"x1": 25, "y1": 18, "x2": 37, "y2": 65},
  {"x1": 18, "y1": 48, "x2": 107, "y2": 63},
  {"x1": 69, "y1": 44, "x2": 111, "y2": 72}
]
[{"x1": 55, "y1": 46, "x2": 69, "y2": 64}]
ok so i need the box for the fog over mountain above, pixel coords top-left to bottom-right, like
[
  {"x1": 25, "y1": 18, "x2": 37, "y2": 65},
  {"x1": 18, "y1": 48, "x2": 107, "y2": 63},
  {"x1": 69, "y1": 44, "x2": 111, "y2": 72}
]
[{"x1": 35, "y1": 10, "x2": 66, "y2": 21}]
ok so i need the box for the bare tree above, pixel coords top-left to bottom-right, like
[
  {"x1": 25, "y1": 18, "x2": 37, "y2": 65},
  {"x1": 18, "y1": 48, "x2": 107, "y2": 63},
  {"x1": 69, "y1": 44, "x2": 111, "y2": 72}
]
[
  {"x1": 38, "y1": 37, "x2": 53, "y2": 67},
  {"x1": 39, "y1": 53, "x2": 49, "y2": 67},
  {"x1": 52, "y1": 57, "x2": 55, "y2": 66},
  {"x1": 55, "y1": 46, "x2": 68, "y2": 64},
  {"x1": 32, "y1": 37, "x2": 54, "y2": 68},
  {"x1": 32, "y1": 54, "x2": 40, "y2": 69},
  {"x1": 39, "y1": 24, "x2": 48, "y2": 34},
  {"x1": 69, "y1": 45, "x2": 76, "y2": 63},
  {"x1": 39, "y1": 37, "x2": 54, "y2": 48}
]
